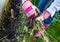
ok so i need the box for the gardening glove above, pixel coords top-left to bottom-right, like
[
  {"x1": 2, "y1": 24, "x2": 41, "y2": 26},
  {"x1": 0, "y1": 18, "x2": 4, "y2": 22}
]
[
  {"x1": 22, "y1": 0, "x2": 40, "y2": 19},
  {"x1": 35, "y1": 10, "x2": 51, "y2": 22}
]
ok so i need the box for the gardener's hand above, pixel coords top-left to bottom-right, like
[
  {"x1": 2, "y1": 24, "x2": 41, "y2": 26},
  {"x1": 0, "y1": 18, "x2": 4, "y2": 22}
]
[
  {"x1": 35, "y1": 10, "x2": 51, "y2": 22},
  {"x1": 22, "y1": 0, "x2": 40, "y2": 19}
]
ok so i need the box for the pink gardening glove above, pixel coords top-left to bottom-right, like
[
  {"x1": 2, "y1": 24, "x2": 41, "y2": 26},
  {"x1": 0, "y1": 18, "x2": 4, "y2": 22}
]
[
  {"x1": 22, "y1": 0, "x2": 40, "y2": 19},
  {"x1": 35, "y1": 10, "x2": 51, "y2": 22}
]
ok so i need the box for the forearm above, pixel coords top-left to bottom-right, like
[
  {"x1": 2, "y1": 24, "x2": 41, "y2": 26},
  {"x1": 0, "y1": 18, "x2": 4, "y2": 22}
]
[
  {"x1": 41, "y1": 0, "x2": 60, "y2": 20},
  {"x1": 47, "y1": 0, "x2": 60, "y2": 17},
  {"x1": 43, "y1": 0, "x2": 60, "y2": 28}
]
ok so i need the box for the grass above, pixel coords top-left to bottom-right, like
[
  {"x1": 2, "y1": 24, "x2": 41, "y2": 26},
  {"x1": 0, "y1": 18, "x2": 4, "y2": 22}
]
[
  {"x1": 32, "y1": 0, "x2": 60, "y2": 42},
  {"x1": 16, "y1": 0, "x2": 60, "y2": 42}
]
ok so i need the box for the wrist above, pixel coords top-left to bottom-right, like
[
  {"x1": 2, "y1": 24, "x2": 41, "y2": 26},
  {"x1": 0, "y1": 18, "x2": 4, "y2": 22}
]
[
  {"x1": 47, "y1": 0, "x2": 60, "y2": 17},
  {"x1": 42, "y1": 10, "x2": 51, "y2": 19}
]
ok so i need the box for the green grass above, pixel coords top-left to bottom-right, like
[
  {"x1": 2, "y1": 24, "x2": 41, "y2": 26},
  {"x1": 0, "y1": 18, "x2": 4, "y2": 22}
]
[
  {"x1": 32, "y1": 0, "x2": 60, "y2": 42},
  {"x1": 16, "y1": 0, "x2": 60, "y2": 42}
]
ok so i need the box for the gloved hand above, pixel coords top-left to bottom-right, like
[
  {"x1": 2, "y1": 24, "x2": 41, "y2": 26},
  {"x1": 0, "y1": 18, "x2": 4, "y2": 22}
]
[
  {"x1": 22, "y1": 0, "x2": 40, "y2": 19},
  {"x1": 35, "y1": 10, "x2": 51, "y2": 22}
]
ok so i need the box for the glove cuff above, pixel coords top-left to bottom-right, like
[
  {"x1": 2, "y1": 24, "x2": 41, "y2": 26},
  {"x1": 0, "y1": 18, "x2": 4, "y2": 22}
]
[{"x1": 42, "y1": 10, "x2": 51, "y2": 19}]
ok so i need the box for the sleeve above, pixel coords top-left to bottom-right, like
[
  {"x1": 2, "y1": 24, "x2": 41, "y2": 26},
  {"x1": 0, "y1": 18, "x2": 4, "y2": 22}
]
[{"x1": 47, "y1": 0, "x2": 60, "y2": 17}]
